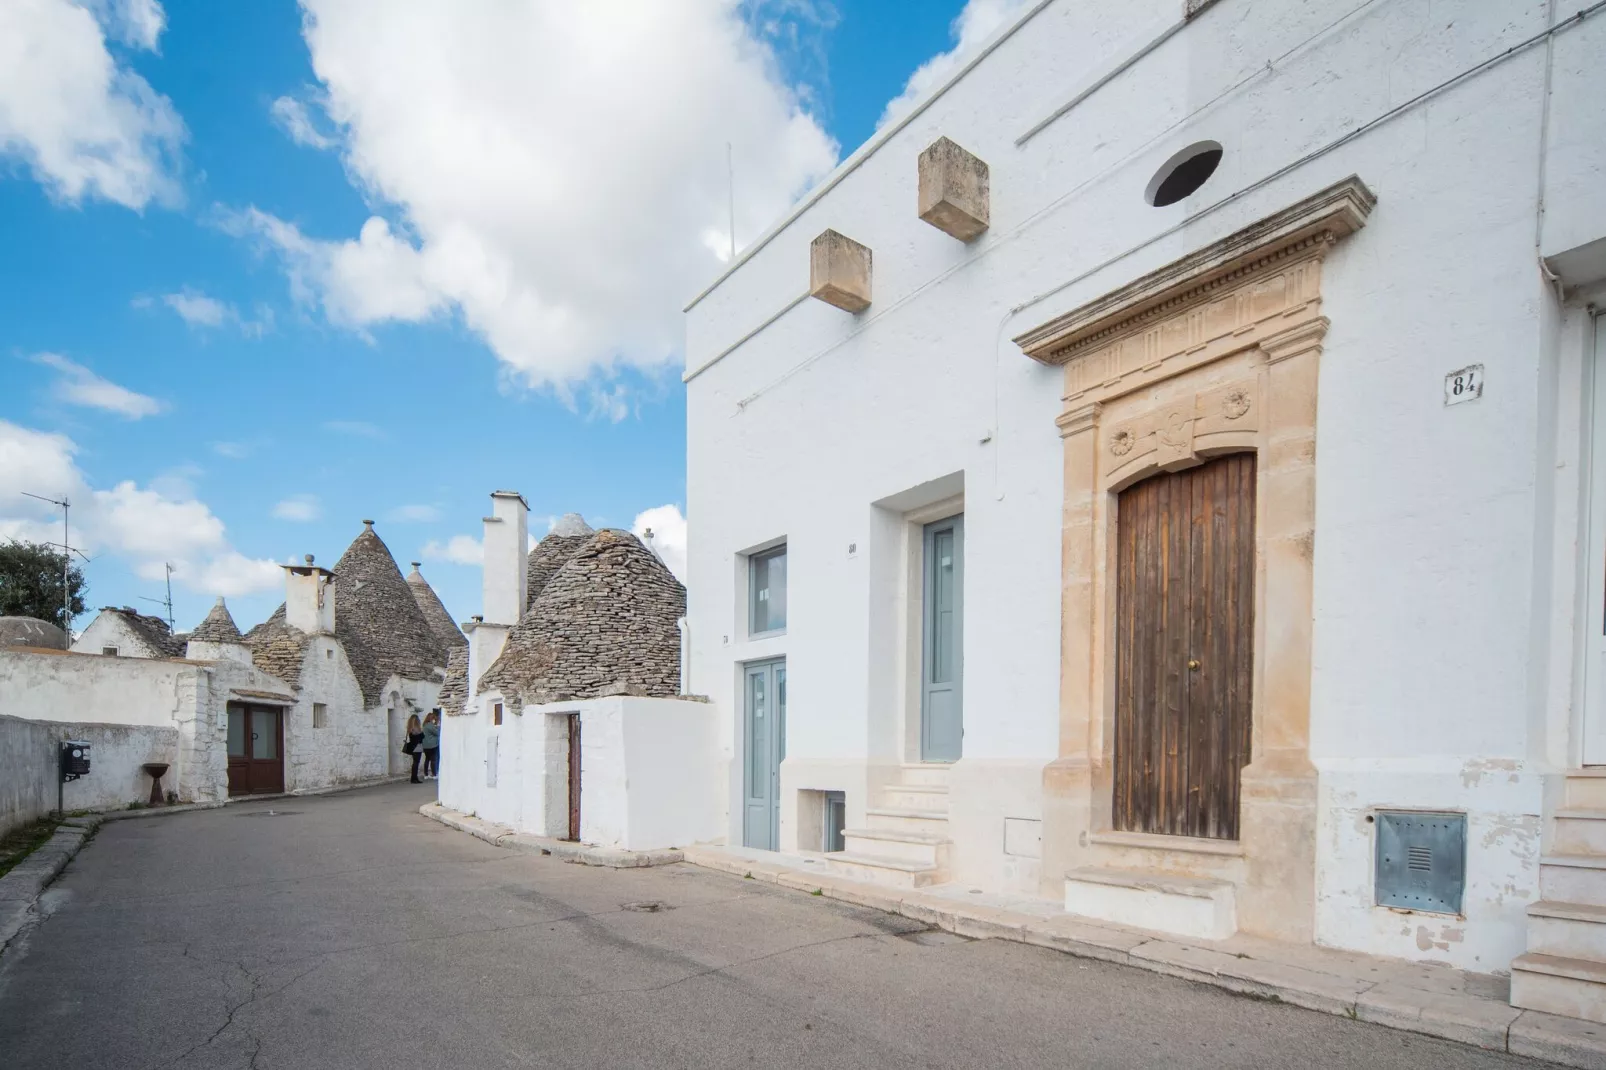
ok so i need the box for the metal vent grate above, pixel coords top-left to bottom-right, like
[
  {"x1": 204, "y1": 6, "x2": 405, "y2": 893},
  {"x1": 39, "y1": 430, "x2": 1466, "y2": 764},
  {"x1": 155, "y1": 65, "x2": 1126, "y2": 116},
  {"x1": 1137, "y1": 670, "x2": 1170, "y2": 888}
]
[{"x1": 1376, "y1": 811, "x2": 1465, "y2": 915}]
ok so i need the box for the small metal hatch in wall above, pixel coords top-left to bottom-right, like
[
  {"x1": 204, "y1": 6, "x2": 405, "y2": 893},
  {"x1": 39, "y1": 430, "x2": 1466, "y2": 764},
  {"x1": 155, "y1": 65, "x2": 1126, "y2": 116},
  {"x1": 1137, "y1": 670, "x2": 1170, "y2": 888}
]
[{"x1": 1375, "y1": 810, "x2": 1466, "y2": 915}]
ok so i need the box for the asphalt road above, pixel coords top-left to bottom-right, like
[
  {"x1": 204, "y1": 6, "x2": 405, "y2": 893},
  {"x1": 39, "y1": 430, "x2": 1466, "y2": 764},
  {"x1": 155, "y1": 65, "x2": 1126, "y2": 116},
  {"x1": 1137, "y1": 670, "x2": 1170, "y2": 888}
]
[{"x1": 0, "y1": 783, "x2": 1555, "y2": 1069}]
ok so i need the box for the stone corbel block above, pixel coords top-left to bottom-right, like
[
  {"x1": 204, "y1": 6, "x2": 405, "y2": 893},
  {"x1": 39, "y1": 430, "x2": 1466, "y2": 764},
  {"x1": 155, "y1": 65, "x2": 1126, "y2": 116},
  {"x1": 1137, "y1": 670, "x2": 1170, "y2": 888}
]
[
  {"x1": 918, "y1": 137, "x2": 990, "y2": 242},
  {"x1": 809, "y1": 229, "x2": 872, "y2": 313}
]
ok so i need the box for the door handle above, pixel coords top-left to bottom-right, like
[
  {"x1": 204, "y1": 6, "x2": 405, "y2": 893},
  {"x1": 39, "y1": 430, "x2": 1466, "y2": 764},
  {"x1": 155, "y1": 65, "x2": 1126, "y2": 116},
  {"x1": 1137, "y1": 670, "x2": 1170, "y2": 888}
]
[{"x1": 1187, "y1": 659, "x2": 1201, "y2": 671}]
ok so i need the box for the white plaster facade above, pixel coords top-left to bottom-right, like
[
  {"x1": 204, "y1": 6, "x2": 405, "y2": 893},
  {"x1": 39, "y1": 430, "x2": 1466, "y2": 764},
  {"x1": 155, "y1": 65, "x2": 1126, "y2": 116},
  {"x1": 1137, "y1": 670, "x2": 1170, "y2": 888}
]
[
  {"x1": 683, "y1": 0, "x2": 1606, "y2": 987},
  {"x1": 73, "y1": 610, "x2": 181, "y2": 660}
]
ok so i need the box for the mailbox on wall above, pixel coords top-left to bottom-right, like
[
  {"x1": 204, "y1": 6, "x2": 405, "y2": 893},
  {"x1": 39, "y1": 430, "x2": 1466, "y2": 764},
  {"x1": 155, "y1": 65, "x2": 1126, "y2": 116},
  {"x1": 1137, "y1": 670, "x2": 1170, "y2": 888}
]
[{"x1": 59, "y1": 740, "x2": 90, "y2": 781}]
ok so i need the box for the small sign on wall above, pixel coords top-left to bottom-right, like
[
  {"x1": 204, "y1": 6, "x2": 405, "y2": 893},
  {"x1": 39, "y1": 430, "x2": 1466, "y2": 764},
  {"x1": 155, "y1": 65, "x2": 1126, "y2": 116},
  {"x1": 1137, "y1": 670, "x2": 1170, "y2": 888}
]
[{"x1": 1445, "y1": 365, "x2": 1484, "y2": 406}]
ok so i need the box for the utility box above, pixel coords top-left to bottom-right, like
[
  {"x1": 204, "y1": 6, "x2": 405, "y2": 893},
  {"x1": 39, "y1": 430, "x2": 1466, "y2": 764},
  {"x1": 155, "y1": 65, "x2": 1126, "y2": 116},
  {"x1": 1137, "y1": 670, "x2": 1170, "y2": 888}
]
[
  {"x1": 60, "y1": 739, "x2": 91, "y2": 781},
  {"x1": 1375, "y1": 810, "x2": 1466, "y2": 915}
]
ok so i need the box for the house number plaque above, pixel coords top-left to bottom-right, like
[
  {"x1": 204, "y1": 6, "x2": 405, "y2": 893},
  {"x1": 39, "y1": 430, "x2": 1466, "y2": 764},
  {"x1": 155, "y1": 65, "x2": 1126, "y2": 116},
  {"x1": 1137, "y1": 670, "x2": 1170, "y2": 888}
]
[{"x1": 1444, "y1": 365, "x2": 1483, "y2": 406}]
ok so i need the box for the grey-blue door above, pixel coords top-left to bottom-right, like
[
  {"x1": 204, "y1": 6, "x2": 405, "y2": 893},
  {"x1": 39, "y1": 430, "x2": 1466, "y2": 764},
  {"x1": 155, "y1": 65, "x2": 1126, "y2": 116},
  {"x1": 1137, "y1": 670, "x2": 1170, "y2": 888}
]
[
  {"x1": 921, "y1": 515, "x2": 964, "y2": 762},
  {"x1": 742, "y1": 658, "x2": 786, "y2": 849}
]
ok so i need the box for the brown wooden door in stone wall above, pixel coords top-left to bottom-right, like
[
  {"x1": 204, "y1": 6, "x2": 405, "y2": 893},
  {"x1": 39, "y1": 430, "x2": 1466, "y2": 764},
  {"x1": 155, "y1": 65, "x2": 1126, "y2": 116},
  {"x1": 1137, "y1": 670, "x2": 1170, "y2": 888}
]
[{"x1": 1114, "y1": 452, "x2": 1255, "y2": 840}]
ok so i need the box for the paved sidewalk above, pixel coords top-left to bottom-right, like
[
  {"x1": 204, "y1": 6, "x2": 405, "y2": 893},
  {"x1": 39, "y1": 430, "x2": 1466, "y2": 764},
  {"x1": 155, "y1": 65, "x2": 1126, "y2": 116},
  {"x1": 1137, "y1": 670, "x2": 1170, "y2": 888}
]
[{"x1": 681, "y1": 844, "x2": 1606, "y2": 1069}]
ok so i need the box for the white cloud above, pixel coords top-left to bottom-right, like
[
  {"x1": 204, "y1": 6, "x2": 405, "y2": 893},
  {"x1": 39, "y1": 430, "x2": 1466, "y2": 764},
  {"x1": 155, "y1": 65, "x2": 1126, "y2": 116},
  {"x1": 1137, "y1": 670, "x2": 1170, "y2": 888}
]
[
  {"x1": 229, "y1": 1, "x2": 837, "y2": 390},
  {"x1": 0, "y1": 419, "x2": 282, "y2": 601},
  {"x1": 878, "y1": 0, "x2": 1030, "y2": 130},
  {"x1": 153, "y1": 289, "x2": 273, "y2": 337},
  {"x1": 422, "y1": 534, "x2": 483, "y2": 566},
  {"x1": 386, "y1": 504, "x2": 440, "y2": 523},
  {"x1": 33, "y1": 352, "x2": 165, "y2": 418},
  {"x1": 323, "y1": 420, "x2": 385, "y2": 439},
  {"x1": 269, "y1": 94, "x2": 335, "y2": 149},
  {"x1": 272, "y1": 495, "x2": 320, "y2": 522},
  {"x1": 632, "y1": 504, "x2": 686, "y2": 584},
  {"x1": 0, "y1": 0, "x2": 184, "y2": 209},
  {"x1": 211, "y1": 441, "x2": 249, "y2": 459}
]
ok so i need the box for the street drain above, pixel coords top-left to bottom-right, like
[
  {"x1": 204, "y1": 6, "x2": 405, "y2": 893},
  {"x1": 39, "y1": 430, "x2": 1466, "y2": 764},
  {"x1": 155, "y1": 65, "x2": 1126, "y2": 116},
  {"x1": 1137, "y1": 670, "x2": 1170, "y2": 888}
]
[
  {"x1": 236, "y1": 810, "x2": 301, "y2": 817},
  {"x1": 621, "y1": 901, "x2": 668, "y2": 913},
  {"x1": 898, "y1": 929, "x2": 973, "y2": 947}
]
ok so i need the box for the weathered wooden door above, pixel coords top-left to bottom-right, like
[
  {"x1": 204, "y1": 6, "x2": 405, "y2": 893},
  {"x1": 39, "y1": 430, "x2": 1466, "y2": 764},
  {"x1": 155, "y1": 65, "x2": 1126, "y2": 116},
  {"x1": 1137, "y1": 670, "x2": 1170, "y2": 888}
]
[
  {"x1": 228, "y1": 705, "x2": 285, "y2": 796},
  {"x1": 1114, "y1": 453, "x2": 1255, "y2": 840},
  {"x1": 566, "y1": 713, "x2": 582, "y2": 842}
]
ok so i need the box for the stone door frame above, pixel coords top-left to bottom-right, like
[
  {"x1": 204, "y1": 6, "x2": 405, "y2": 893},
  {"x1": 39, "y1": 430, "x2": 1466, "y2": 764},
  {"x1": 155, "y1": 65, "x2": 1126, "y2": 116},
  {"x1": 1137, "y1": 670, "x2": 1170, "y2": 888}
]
[{"x1": 1015, "y1": 177, "x2": 1375, "y2": 941}]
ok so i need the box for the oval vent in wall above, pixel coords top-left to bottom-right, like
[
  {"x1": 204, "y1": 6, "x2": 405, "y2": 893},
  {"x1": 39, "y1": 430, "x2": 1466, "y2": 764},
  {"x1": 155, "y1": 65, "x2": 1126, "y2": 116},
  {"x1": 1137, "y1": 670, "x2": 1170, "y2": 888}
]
[{"x1": 1146, "y1": 141, "x2": 1223, "y2": 207}]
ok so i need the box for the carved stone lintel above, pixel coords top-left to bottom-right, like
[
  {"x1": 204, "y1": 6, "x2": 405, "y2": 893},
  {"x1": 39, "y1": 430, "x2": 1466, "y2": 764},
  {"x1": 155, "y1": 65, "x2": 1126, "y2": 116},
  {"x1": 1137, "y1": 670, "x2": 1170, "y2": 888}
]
[
  {"x1": 1056, "y1": 402, "x2": 1102, "y2": 438},
  {"x1": 1016, "y1": 176, "x2": 1374, "y2": 365},
  {"x1": 1260, "y1": 316, "x2": 1330, "y2": 364}
]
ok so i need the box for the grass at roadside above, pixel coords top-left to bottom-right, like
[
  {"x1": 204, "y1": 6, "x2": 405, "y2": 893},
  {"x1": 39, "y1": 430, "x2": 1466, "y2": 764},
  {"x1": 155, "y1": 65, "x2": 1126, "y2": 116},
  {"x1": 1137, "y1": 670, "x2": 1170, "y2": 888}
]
[{"x1": 0, "y1": 819, "x2": 62, "y2": 879}]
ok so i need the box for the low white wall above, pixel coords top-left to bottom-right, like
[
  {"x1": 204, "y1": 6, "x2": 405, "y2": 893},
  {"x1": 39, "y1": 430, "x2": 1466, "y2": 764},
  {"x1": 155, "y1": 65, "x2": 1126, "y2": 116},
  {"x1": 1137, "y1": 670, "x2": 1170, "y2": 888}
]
[
  {"x1": 0, "y1": 713, "x2": 181, "y2": 832},
  {"x1": 1, "y1": 649, "x2": 193, "y2": 727},
  {"x1": 441, "y1": 695, "x2": 720, "y2": 851}
]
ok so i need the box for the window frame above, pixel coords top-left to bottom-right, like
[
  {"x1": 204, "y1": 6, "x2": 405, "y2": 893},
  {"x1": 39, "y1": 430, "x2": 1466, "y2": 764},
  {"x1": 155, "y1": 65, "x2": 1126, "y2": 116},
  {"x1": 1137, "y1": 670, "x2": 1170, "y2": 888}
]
[{"x1": 747, "y1": 543, "x2": 788, "y2": 638}]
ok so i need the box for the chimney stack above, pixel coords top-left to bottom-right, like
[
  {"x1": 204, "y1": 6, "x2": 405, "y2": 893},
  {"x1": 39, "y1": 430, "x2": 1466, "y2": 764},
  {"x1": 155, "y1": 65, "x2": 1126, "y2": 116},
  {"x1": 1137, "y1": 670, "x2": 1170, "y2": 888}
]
[
  {"x1": 482, "y1": 491, "x2": 528, "y2": 626},
  {"x1": 283, "y1": 554, "x2": 336, "y2": 633}
]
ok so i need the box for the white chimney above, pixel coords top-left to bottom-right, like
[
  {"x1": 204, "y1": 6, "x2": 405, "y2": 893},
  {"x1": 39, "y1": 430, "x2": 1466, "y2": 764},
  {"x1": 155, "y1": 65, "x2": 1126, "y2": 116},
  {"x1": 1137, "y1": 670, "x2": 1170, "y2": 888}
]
[
  {"x1": 284, "y1": 554, "x2": 336, "y2": 633},
  {"x1": 482, "y1": 490, "x2": 528, "y2": 626}
]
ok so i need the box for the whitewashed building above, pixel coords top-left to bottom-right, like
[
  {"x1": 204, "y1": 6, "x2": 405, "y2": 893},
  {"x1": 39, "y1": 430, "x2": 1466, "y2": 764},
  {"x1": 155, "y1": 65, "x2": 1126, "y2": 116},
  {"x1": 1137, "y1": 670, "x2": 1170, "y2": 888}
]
[
  {"x1": 682, "y1": 0, "x2": 1606, "y2": 1018},
  {"x1": 438, "y1": 495, "x2": 716, "y2": 852}
]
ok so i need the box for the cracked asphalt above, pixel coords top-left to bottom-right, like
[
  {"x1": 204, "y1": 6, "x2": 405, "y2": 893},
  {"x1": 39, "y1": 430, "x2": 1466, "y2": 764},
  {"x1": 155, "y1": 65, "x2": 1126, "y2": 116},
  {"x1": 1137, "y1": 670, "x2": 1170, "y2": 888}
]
[{"x1": 0, "y1": 783, "x2": 1553, "y2": 1069}]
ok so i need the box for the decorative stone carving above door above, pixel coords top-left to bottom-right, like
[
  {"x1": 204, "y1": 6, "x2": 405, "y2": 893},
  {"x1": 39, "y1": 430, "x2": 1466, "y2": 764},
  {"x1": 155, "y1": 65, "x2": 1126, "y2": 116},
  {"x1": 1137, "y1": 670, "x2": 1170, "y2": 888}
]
[{"x1": 1024, "y1": 176, "x2": 1375, "y2": 944}]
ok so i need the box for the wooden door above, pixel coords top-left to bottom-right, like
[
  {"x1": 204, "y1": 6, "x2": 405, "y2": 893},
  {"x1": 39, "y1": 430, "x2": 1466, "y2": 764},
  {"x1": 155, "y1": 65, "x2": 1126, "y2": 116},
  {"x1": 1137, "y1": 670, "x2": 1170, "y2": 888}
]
[
  {"x1": 228, "y1": 705, "x2": 285, "y2": 796},
  {"x1": 742, "y1": 659, "x2": 786, "y2": 849},
  {"x1": 921, "y1": 515, "x2": 964, "y2": 762},
  {"x1": 1114, "y1": 453, "x2": 1255, "y2": 840},
  {"x1": 566, "y1": 714, "x2": 582, "y2": 842}
]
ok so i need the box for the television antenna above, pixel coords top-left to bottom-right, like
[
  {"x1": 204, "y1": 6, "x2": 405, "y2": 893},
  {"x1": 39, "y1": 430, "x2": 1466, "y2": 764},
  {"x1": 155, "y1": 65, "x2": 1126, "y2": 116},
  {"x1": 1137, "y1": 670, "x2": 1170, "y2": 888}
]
[
  {"x1": 19, "y1": 491, "x2": 91, "y2": 631},
  {"x1": 138, "y1": 562, "x2": 176, "y2": 630}
]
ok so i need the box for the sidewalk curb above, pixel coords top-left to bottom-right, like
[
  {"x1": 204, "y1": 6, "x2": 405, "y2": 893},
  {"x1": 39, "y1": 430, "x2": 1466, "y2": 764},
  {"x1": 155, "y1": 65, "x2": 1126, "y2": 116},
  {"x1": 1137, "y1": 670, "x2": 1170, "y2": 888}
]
[
  {"x1": 419, "y1": 803, "x2": 683, "y2": 868},
  {"x1": 679, "y1": 846, "x2": 1606, "y2": 1069},
  {"x1": 0, "y1": 824, "x2": 91, "y2": 956}
]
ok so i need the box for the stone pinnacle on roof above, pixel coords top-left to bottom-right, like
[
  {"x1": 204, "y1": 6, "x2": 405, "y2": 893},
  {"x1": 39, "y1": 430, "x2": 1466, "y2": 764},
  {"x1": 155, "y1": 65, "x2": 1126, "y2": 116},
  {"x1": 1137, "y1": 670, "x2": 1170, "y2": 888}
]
[
  {"x1": 525, "y1": 513, "x2": 596, "y2": 610},
  {"x1": 406, "y1": 560, "x2": 467, "y2": 651},
  {"x1": 189, "y1": 596, "x2": 243, "y2": 643},
  {"x1": 331, "y1": 522, "x2": 451, "y2": 706}
]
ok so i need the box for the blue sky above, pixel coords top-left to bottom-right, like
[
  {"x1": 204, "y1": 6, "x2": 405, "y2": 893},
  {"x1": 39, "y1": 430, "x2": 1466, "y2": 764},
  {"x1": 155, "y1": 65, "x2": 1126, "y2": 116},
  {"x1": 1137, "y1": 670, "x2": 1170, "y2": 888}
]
[{"x1": 0, "y1": 0, "x2": 1014, "y2": 635}]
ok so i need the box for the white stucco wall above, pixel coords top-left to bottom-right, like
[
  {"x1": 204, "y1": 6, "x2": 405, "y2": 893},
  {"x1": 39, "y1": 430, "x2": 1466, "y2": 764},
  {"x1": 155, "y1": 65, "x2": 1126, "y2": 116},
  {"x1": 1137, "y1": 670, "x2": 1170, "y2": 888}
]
[
  {"x1": 0, "y1": 713, "x2": 182, "y2": 831},
  {"x1": 440, "y1": 694, "x2": 720, "y2": 851},
  {"x1": 685, "y1": 0, "x2": 1605, "y2": 971}
]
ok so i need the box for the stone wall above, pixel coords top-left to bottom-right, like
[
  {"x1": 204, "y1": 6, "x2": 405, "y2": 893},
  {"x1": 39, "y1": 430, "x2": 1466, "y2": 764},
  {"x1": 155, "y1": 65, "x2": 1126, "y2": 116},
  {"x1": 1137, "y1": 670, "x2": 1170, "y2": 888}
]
[{"x1": 0, "y1": 713, "x2": 181, "y2": 834}]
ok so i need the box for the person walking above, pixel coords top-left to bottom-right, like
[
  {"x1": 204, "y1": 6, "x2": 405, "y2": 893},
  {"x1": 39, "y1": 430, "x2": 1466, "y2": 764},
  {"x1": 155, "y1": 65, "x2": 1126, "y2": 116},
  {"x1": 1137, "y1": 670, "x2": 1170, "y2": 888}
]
[
  {"x1": 421, "y1": 709, "x2": 442, "y2": 780},
  {"x1": 404, "y1": 713, "x2": 425, "y2": 783}
]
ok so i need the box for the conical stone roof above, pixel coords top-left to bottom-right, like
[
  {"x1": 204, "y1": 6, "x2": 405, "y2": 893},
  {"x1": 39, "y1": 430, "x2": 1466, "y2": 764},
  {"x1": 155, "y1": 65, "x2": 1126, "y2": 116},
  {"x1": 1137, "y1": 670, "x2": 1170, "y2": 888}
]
[
  {"x1": 331, "y1": 522, "x2": 449, "y2": 706},
  {"x1": 437, "y1": 646, "x2": 469, "y2": 716},
  {"x1": 479, "y1": 528, "x2": 685, "y2": 709},
  {"x1": 189, "y1": 597, "x2": 243, "y2": 643},
  {"x1": 525, "y1": 513, "x2": 595, "y2": 610},
  {"x1": 406, "y1": 562, "x2": 466, "y2": 650},
  {"x1": 0, "y1": 616, "x2": 67, "y2": 650}
]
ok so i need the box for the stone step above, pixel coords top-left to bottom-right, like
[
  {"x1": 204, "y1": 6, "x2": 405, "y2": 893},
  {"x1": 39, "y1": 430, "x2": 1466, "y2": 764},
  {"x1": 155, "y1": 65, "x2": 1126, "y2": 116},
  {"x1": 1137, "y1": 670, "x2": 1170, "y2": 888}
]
[
  {"x1": 1555, "y1": 810, "x2": 1606, "y2": 855},
  {"x1": 897, "y1": 764, "x2": 953, "y2": 787},
  {"x1": 1527, "y1": 900, "x2": 1606, "y2": 959},
  {"x1": 1566, "y1": 772, "x2": 1606, "y2": 810},
  {"x1": 841, "y1": 827, "x2": 949, "y2": 868},
  {"x1": 1064, "y1": 867, "x2": 1237, "y2": 941},
  {"x1": 1511, "y1": 952, "x2": 1606, "y2": 1023},
  {"x1": 881, "y1": 783, "x2": 950, "y2": 813},
  {"x1": 1541, "y1": 855, "x2": 1606, "y2": 907},
  {"x1": 826, "y1": 852, "x2": 945, "y2": 889},
  {"x1": 865, "y1": 807, "x2": 951, "y2": 835}
]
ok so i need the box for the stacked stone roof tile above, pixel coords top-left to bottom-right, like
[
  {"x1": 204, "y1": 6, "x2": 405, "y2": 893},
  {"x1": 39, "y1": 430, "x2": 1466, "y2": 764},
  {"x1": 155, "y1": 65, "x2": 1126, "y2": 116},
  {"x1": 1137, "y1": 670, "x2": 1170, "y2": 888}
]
[
  {"x1": 188, "y1": 597, "x2": 243, "y2": 643},
  {"x1": 245, "y1": 523, "x2": 448, "y2": 703},
  {"x1": 525, "y1": 513, "x2": 596, "y2": 609},
  {"x1": 105, "y1": 607, "x2": 187, "y2": 658},
  {"x1": 331, "y1": 524, "x2": 449, "y2": 706},
  {"x1": 0, "y1": 616, "x2": 67, "y2": 650},
  {"x1": 406, "y1": 563, "x2": 467, "y2": 651},
  {"x1": 437, "y1": 646, "x2": 469, "y2": 716},
  {"x1": 479, "y1": 528, "x2": 685, "y2": 708}
]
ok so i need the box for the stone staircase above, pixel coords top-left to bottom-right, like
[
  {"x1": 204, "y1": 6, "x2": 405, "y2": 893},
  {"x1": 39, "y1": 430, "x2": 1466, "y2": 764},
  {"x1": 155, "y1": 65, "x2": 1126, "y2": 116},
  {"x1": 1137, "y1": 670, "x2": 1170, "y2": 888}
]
[
  {"x1": 1512, "y1": 770, "x2": 1606, "y2": 1022},
  {"x1": 828, "y1": 765, "x2": 952, "y2": 888}
]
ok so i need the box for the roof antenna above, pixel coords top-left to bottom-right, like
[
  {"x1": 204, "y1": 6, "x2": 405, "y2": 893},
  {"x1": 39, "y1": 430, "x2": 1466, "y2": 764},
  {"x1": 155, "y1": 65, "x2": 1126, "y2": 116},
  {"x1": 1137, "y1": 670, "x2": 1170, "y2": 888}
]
[
  {"x1": 20, "y1": 490, "x2": 91, "y2": 632},
  {"x1": 138, "y1": 562, "x2": 176, "y2": 631}
]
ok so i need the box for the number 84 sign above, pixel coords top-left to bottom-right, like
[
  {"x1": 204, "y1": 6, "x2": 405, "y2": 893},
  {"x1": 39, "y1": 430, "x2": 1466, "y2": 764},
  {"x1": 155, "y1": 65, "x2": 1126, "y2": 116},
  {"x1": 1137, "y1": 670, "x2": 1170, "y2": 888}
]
[{"x1": 1444, "y1": 364, "x2": 1484, "y2": 407}]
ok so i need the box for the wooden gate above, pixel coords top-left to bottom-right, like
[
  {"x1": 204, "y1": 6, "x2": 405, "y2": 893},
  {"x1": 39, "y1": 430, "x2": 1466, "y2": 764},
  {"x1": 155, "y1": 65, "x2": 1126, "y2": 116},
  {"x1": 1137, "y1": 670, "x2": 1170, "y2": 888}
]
[{"x1": 1114, "y1": 452, "x2": 1255, "y2": 840}]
